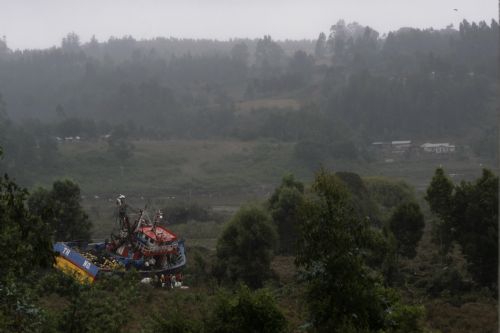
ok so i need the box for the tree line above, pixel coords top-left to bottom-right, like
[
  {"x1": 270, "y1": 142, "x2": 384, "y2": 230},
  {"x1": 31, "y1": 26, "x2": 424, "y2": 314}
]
[{"x1": 0, "y1": 19, "x2": 497, "y2": 169}]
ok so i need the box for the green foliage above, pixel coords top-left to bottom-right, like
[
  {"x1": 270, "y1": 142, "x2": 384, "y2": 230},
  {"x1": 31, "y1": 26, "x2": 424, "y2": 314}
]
[
  {"x1": 0, "y1": 111, "x2": 59, "y2": 182},
  {"x1": 185, "y1": 248, "x2": 213, "y2": 287},
  {"x1": 254, "y1": 35, "x2": 286, "y2": 77},
  {"x1": 387, "y1": 202, "x2": 424, "y2": 259},
  {"x1": 268, "y1": 174, "x2": 304, "y2": 254},
  {"x1": 62, "y1": 32, "x2": 81, "y2": 52},
  {"x1": 452, "y1": 170, "x2": 498, "y2": 288},
  {"x1": 425, "y1": 168, "x2": 454, "y2": 221},
  {"x1": 44, "y1": 272, "x2": 140, "y2": 333},
  {"x1": 336, "y1": 171, "x2": 379, "y2": 222},
  {"x1": 29, "y1": 179, "x2": 92, "y2": 242},
  {"x1": 0, "y1": 151, "x2": 54, "y2": 332},
  {"x1": 381, "y1": 293, "x2": 425, "y2": 333},
  {"x1": 149, "y1": 309, "x2": 203, "y2": 333},
  {"x1": 0, "y1": 281, "x2": 52, "y2": 333},
  {"x1": 207, "y1": 285, "x2": 287, "y2": 333},
  {"x1": 231, "y1": 42, "x2": 250, "y2": 68},
  {"x1": 215, "y1": 205, "x2": 277, "y2": 288},
  {"x1": 296, "y1": 169, "x2": 423, "y2": 332},
  {"x1": 425, "y1": 168, "x2": 499, "y2": 289},
  {"x1": 425, "y1": 265, "x2": 473, "y2": 297},
  {"x1": 147, "y1": 285, "x2": 287, "y2": 333},
  {"x1": 425, "y1": 168, "x2": 455, "y2": 254},
  {"x1": 0, "y1": 175, "x2": 53, "y2": 281},
  {"x1": 314, "y1": 32, "x2": 327, "y2": 59},
  {"x1": 364, "y1": 177, "x2": 415, "y2": 211},
  {"x1": 288, "y1": 50, "x2": 314, "y2": 83}
]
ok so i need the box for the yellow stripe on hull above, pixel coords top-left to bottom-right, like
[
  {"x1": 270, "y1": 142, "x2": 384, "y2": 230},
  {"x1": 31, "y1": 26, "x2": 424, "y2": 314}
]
[{"x1": 54, "y1": 256, "x2": 95, "y2": 284}]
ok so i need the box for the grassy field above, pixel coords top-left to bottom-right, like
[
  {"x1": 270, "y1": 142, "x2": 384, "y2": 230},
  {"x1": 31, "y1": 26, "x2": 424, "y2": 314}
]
[
  {"x1": 42, "y1": 139, "x2": 495, "y2": 197},
  {"x1": 43, "y1": 139, "x2": 309, "y2": 239},
  {"x1": 31, "y1": 138, "x2": 496, "y2": 243},
  {"x1": 235, "y1": 98, "x2": 301, "y2": 114},
  {"x1": 46, "y1": 139, "x2": 308, "y2": 196}
]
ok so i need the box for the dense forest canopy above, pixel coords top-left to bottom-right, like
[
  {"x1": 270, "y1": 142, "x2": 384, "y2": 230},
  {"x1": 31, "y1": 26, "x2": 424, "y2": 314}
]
[
  {"x1": 0, "y1": 19, "x2": 497, "y2": 185},
  {"x1": 0, "y1": 19, "x2": 496, "y2": 139}
]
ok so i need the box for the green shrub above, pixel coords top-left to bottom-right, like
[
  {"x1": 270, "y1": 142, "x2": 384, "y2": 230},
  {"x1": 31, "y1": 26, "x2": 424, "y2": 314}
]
[
  {"x1": 57, "y1": 274, "x2": 140, "y2": 333},
  {"x1": 148, "y1": 309, "x2": 203, "y2": 333},
  {"x1": 215, "y1": 205, "x2": 277, "y2": 288},
  {"x1": 207, "y1": 285, "x2": 286, "y2": 333}
]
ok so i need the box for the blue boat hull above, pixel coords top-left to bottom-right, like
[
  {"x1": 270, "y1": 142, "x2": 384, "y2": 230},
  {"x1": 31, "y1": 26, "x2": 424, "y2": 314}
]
[{"x1": 53, "y1": 240, "x2": 187, "y2": 281}]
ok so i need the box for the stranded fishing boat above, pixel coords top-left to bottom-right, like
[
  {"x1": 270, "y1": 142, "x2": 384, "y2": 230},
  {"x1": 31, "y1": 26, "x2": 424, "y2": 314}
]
[{"x1": 53, "y1": 195, "x2": 186, "y2": 283}]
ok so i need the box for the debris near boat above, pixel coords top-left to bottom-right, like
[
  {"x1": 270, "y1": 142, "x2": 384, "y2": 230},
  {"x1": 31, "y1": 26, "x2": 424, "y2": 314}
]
[{"x1": 80, "y1": 249, "x2": 124, "y2": 271}]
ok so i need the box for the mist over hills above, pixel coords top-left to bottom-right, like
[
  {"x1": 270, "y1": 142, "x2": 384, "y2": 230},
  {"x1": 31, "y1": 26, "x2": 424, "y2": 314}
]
[
  {"x1": 0, "y1": 19, "x2": 497, "y2": 182},
  {"x1": 0, "y1": 10, "x2": 498, "y2": 332}
]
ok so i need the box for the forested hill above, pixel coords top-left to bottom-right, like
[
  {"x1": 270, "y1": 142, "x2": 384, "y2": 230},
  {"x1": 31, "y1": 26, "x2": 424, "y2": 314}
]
[{"x1": 0, "y1": 19, "x2": 497, "y2": 151}]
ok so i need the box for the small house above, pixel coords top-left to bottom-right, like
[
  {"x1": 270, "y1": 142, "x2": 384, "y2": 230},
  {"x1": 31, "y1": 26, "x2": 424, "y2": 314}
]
[{"x1": 420, "y1": 143, "x2": 456, "y2": 154}]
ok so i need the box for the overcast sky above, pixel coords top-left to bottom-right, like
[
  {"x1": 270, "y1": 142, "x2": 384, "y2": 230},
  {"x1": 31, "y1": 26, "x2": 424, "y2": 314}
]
[{"x1": 0, "y1": 0, "x2": 497, "y2": 50}]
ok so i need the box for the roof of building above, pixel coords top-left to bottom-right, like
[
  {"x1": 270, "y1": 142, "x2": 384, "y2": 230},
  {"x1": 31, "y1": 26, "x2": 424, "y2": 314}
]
[{"x1": 421, "y1": 143, "x2": 455, "y2": 148}]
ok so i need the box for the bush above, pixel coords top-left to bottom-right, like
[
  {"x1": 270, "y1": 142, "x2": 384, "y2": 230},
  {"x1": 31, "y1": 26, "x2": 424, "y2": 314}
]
[
  {"x1": 57, "y1": 274, "x2": 140, "y2": 333},
  {"x1": 149, "y1": 309, "x2": 202, "y2": 333},
  {"x1": 215, "y1": 205, "x2": 277, "y2": 288},
  {"x1": 387, "y1": 202, "x2": 425, "y2": 259},
  {"x1": 207, "y1": 285, "x2": 287, "y2": 333},
  {"x1": 364, "y1": 177, "x2": 415, "y2": 214},
  {"x1": 426, "y1": 267, "x2": 473, "y2": 298},
  {"x1": 268, "y1": 174, "x2": 304, "y2": 254},
  {"x1": 28, "y1": 179, "x2": 92, "y2": 242}
]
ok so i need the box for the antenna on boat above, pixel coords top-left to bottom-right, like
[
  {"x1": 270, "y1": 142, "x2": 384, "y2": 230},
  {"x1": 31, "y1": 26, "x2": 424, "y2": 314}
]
[
  {"x1": 133, "y1": 208, "x2": 144, "y2": 233},
  {"x1": 152, "y1": 209, "x2": 163, "y2": 233}
]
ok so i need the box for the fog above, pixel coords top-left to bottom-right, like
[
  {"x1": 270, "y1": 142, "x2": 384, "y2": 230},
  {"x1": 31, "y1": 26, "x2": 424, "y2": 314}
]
[
  {"x1": 0, "y1": 0, "x2": 496, "y2": 50},
  {"x1": 0, "y1": 1, "x2": 498, "y2": 331}
]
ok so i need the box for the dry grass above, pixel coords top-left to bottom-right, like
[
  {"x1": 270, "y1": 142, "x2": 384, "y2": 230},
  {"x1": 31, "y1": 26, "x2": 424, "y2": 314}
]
[
  {"x1": 236, "y1": 98, "x2": 300, "y2": 114},
  {"x1": 270, "y1": 255, "x2": 308, "y2": 331},
  {"x1": 271, "y1": 256, "x2": 297, "y2": 285},
  {"x1": 425, "y1": 300, "x2": 498, "y2": 333}
]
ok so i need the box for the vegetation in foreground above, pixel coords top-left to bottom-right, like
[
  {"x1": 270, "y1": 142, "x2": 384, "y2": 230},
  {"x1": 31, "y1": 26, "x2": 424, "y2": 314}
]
[{"x1": 1, "y1": 142, "x2": 497, "y2": 332}]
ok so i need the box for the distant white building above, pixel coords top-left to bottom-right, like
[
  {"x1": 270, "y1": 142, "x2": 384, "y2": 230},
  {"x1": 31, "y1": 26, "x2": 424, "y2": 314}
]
[
  {"x1": 420, "y1": 143, "x2": 456, "y2": 154},
  {"x1": 391, "y1": 140, "x2": 411, "y2": 153},
  {"x1": 392, "y1": 140, "x2": 411, "y2": 147},
  {"x1": 371, "y1": 140, "x2": 412, "y2": 155}
]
